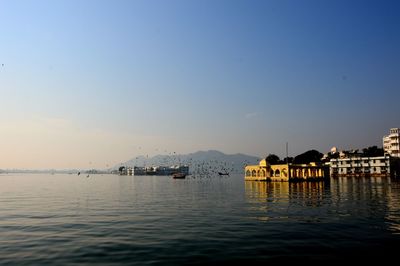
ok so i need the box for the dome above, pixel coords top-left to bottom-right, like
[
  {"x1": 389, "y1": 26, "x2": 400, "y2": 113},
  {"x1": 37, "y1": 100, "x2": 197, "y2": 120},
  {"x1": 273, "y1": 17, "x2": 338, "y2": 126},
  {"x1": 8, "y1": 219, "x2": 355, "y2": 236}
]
[{"x1": 259, "y1": 159, "x2": 270, "y2": 167}]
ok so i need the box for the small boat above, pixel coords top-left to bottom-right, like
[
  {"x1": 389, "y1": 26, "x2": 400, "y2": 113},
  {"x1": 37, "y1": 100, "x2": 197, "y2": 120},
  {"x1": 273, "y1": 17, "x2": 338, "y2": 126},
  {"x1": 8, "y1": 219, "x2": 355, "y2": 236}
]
[
  {"x1": 218, "y1": 172, "x2": 229, "y2": 176},
  {"x1": 172, "y1": 172, "x2": 186, "y2": 179}
]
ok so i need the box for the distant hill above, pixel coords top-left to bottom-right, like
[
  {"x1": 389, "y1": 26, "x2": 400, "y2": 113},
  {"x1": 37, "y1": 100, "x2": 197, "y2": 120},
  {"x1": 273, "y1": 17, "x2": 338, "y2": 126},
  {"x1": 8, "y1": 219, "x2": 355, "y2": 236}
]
[{"x1": 117, "y1": 150, "x2": 260, "y2": 175}]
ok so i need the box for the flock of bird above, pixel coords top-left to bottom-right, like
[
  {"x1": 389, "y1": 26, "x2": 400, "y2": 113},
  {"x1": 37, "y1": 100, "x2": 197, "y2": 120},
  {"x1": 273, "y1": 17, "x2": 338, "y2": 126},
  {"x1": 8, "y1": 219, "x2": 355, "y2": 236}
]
[
  {"x1": 132, "y1": 153, "x2": 236, "y2": 179},
  {"x1": 122, "y1": 147, "x2": 251, "y2": 179},
  {"x1": 76, "y1": 146, "x2": 258, "y2": 179},
  {"x1": 184, "y1": 159, "x2": 234, "y2": 179}
]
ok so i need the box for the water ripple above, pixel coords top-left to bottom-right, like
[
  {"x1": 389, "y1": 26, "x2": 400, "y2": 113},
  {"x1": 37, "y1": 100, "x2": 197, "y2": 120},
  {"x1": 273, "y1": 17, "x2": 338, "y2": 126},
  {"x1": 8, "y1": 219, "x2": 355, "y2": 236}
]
[{"x1": 1, "y1": 174, "x2": 400, "y2": 264}]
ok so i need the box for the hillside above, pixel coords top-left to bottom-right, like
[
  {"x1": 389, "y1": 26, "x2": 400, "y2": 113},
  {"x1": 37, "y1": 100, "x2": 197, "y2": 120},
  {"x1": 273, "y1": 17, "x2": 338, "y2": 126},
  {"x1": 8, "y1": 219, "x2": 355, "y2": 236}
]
[{"x1": 118, "y1": 150, "x2": 260, "y2": 175}]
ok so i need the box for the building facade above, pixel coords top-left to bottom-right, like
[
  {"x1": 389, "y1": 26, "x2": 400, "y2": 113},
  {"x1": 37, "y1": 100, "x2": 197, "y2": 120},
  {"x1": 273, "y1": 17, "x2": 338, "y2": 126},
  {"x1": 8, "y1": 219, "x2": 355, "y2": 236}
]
[
  {"x1": 245, "y1": 159, "x2": 327, "y2": 182},
  {"x1": 127, "y1": 165, "x2": 189, "y2": 176},
  {"x1": 383, "y1": 128, "x2": 400, "y2": 157},
  {"x1": 329, "y1": 155, "x2": 397, "y2": 177}
]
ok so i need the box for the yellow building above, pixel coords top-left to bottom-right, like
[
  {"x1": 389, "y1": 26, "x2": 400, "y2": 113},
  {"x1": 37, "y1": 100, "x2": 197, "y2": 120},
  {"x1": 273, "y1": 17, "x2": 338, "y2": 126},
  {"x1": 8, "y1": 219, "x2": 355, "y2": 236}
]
[{"x1": 245, "y1": 159, "x2": 327, "y2": 181}]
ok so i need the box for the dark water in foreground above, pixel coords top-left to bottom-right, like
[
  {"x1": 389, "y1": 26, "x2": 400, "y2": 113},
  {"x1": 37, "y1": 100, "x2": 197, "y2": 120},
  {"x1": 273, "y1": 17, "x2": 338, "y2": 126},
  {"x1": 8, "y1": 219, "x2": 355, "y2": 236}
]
[{"x1": 1, "y1": 174, "x2": 400, "y2": 265}]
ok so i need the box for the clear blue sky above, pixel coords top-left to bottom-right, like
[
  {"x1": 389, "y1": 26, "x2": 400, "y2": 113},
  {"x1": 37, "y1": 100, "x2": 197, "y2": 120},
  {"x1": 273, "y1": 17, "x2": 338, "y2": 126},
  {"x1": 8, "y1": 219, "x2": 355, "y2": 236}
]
[{"x1": 1, "y1": 0, "x2": 399, "y2": 168}]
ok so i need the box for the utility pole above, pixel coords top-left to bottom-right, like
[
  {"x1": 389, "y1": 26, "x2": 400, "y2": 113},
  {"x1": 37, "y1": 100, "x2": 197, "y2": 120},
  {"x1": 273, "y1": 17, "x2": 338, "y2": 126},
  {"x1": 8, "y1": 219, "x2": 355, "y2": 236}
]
[{"x1": 286, "y1": 142, "x2": 289, "y2": 164}]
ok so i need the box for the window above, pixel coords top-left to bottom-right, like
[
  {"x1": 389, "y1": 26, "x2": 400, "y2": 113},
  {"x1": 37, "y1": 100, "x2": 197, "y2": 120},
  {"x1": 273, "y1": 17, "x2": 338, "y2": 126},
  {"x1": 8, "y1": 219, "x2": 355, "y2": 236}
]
[
  {"x1": 275, "y1": 169, "x2": 280, "y2": 177},
  {"x1": 282, "y1": 169, "x2": 287, "y2": 177}
]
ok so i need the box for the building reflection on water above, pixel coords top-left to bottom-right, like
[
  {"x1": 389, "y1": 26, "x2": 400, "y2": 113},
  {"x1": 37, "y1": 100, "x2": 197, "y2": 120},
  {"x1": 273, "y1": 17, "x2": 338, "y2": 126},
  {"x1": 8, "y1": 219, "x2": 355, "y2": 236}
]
[
  {"x1": 386, "y1": 180, "x2": 400, "y2": 234},
  {"x1": 245, "y1": 178, "x2": 400, "y2": 234},
  {"x1": 245, "y1": 181, "x2": 326, "y2": 205},
  {"x1": 330, "y1": 177, "x2": 400, "y2": 234},
  {"x1": 245, "y1": 181, "x2": 289, "y2": 204}
]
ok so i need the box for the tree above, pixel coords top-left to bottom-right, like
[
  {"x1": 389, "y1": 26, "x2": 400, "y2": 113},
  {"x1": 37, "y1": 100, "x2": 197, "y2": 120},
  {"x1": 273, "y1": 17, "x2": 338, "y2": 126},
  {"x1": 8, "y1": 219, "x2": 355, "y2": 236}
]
[
  {"x1": 282, "y1": 157, "x2": 294, "y2": 164},
  {"x1": 266, "y1": 154, "x2": 280, "y2": 165},
  {"x1": 322, "y1": 152, "x2": 339, "y2": 163},
  {"x1": 293, "y1": 150, "x2": 323, "y2": 164},
  {"x1": 362, "y1": 146, "x2": 384, "y2": 157},
  {"x1": 118, "y1": 166, "x2": 126, "y2": 175}
]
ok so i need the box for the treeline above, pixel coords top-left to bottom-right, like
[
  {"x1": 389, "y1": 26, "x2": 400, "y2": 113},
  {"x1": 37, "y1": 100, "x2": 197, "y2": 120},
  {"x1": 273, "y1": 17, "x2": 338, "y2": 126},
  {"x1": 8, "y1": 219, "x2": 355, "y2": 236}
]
[
  {"x1": 265, "y1": 150, "x2": 322, "y2": 165},
  {"x1": 265, "y1": 146, "x2": 384, "y2": 165}
]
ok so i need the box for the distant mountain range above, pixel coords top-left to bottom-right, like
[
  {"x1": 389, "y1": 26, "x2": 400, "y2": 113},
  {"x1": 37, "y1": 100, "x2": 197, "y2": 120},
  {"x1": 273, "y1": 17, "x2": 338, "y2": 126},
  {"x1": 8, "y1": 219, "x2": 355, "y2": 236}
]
[
  {"x1": 0, "y1": 150, "x2": 260, "y2": 175},
  {"x1": 117, "y1": 150, "x2": 260, "y2": 174}
]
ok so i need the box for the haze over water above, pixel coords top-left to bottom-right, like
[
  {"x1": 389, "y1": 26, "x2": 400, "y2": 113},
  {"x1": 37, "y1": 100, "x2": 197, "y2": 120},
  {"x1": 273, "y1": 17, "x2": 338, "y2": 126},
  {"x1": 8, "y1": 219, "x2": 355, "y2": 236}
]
[{"x1": 1, "y1": 173, "x2": 399, "y2": 264}]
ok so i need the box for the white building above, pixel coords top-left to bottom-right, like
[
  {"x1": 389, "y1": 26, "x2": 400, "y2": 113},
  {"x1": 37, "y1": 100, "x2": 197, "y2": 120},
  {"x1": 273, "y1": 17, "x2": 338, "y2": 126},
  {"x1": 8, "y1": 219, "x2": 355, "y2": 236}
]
[
  {"x1": 383, "y1": 128, "x2": 400, "y2": 157},
  {"x1": 131, "y1": 165, "x2": 189, "y2": 176},
  {"x1": 330, "y1": 155, "x2": 392, "y2": 177}
]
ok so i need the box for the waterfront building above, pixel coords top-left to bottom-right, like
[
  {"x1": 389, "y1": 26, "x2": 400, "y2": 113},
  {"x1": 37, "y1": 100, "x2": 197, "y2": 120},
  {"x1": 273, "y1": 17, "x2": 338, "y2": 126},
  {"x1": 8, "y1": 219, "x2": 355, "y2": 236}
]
[
  {"x1": 130, "y1": 165, "x2": 189, "y2": 176},
  {"x1": 330, "y1": 155, "x2": 399, "y2": 178},
  {"x1": 383, "y1": 128, "x2": 400, "y2": 157},
  {"x1": 245, "y1": 159, "x2": 327, "y2": 182},
  {"x1": 127, "y1": 167, "x2": 133, "y2": 176},
  {"x1": 132, "y1": 166, "x2": 146, "y2": 175}
]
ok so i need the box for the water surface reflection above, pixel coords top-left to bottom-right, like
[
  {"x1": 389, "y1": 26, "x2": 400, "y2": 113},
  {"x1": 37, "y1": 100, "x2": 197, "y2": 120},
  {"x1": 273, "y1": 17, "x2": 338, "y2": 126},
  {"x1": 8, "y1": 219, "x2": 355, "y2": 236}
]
[
  {"x1": 1, "y1": 174, "x2": 400, "y2": 264},
  {"x1": 245, "y1": 178, "x2": 400, "y2": 235}
]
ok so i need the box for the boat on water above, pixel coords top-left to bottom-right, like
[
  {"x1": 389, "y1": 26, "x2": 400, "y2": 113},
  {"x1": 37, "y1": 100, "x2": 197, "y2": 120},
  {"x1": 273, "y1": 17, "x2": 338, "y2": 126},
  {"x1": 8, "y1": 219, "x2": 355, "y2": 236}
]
[
  {"x1": 218, "y1": 172, "x2": 229, "y2": 176},
  {"x1": 172, "y1": 172, "x2": 186, "y2": 179}
]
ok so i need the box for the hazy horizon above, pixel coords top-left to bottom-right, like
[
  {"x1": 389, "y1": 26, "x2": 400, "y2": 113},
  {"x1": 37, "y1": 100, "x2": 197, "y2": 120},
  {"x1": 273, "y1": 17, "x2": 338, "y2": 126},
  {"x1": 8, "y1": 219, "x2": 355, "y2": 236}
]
[{"x1": 1, "y1": 0, "x2": 399, "y2": 169}]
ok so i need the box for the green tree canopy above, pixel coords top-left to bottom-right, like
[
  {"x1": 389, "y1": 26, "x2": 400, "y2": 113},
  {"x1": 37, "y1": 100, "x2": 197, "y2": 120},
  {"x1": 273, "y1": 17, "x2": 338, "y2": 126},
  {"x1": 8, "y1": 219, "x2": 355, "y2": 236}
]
[
  {"x1": 118, "y1": 166, "x2": 126, "y2": 174},
  {"x1": 265, "y1": 154, "x2": 280, "y2": 165},
  {"x1": 362, "y1": 146, "x2": 384, "y2": 157},
  {"x1": 293, "y1": 150, "x2": 323, "y2": 164}
]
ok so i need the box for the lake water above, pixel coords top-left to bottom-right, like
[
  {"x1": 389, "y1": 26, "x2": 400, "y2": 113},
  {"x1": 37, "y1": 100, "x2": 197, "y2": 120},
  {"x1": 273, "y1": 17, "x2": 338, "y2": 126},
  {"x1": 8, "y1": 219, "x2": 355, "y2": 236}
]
[{"x1": 1, "y1": 174, "x2": 400, "y2": 265}]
